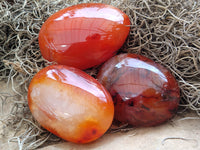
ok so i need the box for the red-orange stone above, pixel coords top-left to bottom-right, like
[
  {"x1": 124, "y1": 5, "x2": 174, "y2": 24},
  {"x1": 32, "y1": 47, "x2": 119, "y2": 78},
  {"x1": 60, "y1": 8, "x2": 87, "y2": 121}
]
[
  {"x1": 39, "y1": 3, "x2": 130, "y2": 70},
  {"x1": 28, "y1": 65, "x2": 114, "y2": 143},
  {"x1": 97, "y1": 54, "x2": 180, "y2": 127}
]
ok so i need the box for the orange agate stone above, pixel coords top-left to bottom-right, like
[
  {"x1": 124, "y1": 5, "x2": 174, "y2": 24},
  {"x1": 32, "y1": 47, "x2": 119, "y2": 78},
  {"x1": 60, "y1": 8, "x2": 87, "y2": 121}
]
[
  {"x1": 39, "y1": 3, "x2": 130, "y2": 69},
  {"x1": 97, "y1": 54, "x2": 180, "y2": 127},
  {"x1": 28, "y1": 65, "x2": 114, "y2": 143}
]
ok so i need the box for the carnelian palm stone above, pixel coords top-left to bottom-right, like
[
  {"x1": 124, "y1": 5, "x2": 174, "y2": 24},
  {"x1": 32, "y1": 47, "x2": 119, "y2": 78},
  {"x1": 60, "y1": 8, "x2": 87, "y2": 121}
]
[
  {"x1": 39, "y1": 3, "x2": 130, "y2": 69},
  {"x1": 97, "y1": 53, "x2": 180, "y2": 127},
  {"x1": 28, "y1": 65, "x2": 114, "y2": 143}
]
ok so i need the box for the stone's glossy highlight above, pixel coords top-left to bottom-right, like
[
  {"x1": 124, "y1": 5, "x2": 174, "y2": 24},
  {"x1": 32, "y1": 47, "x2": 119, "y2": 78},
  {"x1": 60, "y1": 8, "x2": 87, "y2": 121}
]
[
  {"x1": 97, "y1": 54, "x2": 180, "y2": 127},
  {"x1": 28, "y1": 65, "x2": 114, "y2": 143},
  {"x1": 39, "y1": 3, "x2": 130, "y2": 70}
]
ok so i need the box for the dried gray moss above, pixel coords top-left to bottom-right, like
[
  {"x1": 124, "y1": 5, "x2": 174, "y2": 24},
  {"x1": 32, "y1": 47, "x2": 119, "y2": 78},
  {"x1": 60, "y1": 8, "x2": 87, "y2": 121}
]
[{"x1": 0, "y1": 0, "x2": 200, "y2": 149}]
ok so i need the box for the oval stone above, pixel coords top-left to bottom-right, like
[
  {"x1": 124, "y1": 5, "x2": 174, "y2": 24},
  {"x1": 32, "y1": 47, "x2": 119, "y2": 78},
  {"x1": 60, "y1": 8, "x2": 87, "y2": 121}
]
[{"x1": 97, "y1": 53, "x2": 180, "y2": 127}]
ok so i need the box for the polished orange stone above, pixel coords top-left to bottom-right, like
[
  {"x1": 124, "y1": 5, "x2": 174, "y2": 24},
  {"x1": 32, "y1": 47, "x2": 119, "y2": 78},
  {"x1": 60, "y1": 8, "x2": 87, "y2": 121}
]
[
  {"x1": 97, "y1": 54, "x2": 180, "y2": 127},
  {"x1": 39, "y1": 3, "x2": 130, "y2": 70},
  {"x1": 28, "y1": 65, "x2": 114, "y2": 143}
]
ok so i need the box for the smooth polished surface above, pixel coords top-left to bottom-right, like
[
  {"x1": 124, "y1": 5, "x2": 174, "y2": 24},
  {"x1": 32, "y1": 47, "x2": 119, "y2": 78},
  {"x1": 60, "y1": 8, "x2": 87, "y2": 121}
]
[
  {"x1": 28, "y1": 65, "x2": 114, "y2": 143},
  {"x1": 39, "y1": 3, "x2": 130, "y2": 69},
  {"x1": 97, "y1": 54, "x2": 180, "y2": 127}
]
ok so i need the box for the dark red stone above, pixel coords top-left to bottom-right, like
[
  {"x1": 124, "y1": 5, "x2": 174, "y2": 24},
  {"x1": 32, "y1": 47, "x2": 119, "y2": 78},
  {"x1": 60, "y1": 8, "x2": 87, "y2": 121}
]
[{"x1": 97, "y1": 53, "x2": 180, "y2": 127}]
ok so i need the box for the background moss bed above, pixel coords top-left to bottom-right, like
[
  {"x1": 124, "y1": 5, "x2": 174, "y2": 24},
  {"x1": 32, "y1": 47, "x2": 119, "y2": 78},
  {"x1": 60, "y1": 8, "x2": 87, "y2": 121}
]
[{"x1": 0, "y1": 0, "x2": 200, "y2": 149}]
